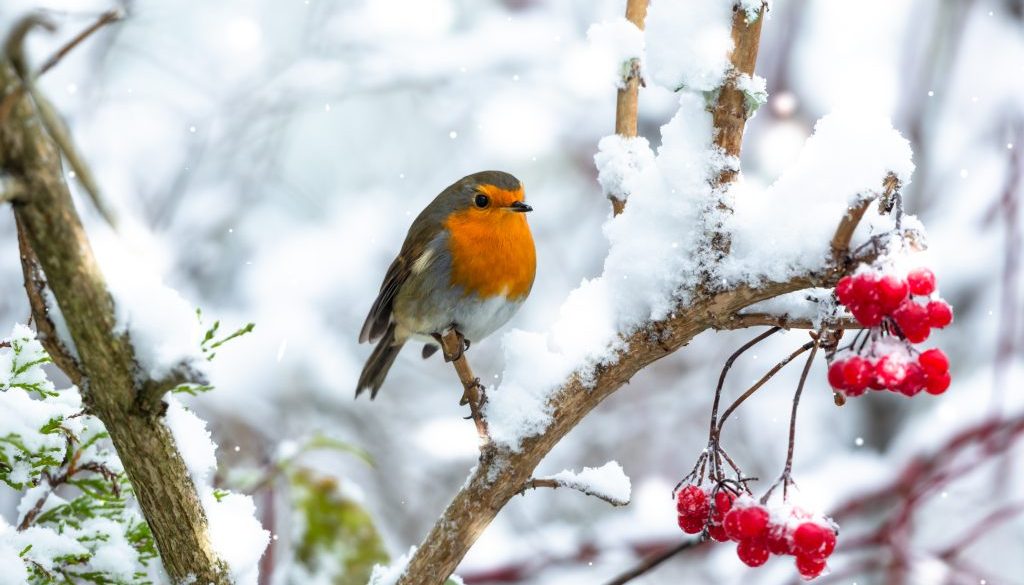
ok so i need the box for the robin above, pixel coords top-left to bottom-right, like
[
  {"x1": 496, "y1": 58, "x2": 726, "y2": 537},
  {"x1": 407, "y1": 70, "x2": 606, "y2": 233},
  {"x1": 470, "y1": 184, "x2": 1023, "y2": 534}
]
[{"x1": 356, "y1": 170, "x2": 535, "y2": 398}]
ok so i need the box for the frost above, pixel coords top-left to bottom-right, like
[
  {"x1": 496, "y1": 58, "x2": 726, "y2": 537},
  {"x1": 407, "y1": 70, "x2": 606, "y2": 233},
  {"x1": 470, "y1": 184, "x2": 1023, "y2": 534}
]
[
  {"x1": 738, "y1": 0, "x2": 770, "y2": 23},
  {"x1": 543, "y1": 461, "x2": 632, "y2": 505},
  {"x1": 586, "y1": 18, "x2": 645, "y2": 89},
  {"x1": 645, "y1": 0, "x2": 735, "y2": 92}
]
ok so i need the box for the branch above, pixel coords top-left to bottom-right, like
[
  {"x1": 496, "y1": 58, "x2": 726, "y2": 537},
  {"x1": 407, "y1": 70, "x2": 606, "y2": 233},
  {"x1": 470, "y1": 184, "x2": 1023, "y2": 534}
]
[
  {"x1": 523, "y1": 477, "x2": 629, "y2": 507},
  {"x1": 713, "y1": 312, "x2": 862, "y2": 330},
  {"x1": 135, "y1": 364, "x2": 208, "y2": 417},
  {"x1": 437, "y1": 329, "x2": 489, "y2": 446},
  {"x1": 2, "y1": 11, "x2": 121, "y2": 228},
  {"x1": 831, "y1": 173, "x2": 900, "y2": 264},
  {"x1": 603, "y1": 539, "x2": 703, "y2": 585},
  {"x1": 609, "y1": 0, "x2": 649, "y2": 216},
  {"x1": 1, "y1": 25, "x2": 230, "y2": 585}
]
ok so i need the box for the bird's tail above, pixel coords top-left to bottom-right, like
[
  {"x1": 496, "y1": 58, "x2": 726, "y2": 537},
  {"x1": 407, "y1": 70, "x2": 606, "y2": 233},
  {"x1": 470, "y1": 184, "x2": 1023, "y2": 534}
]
[{"x1": 356, "y1": 324, "x2": 404, "y2": 399}]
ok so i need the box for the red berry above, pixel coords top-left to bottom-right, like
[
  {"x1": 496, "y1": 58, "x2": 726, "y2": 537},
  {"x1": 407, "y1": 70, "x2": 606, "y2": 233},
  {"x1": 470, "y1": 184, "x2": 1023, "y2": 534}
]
[
  {"x1": 850, "y1": 302, "x2": 884, "y2": 327},
  {"x1": 676, "y1": 485, "x2": 709, "y2": 518},
  {"x1": 897, "y1": 362, "x2": 925, "y2": 397},
  {"x1": 907, "y1": 268, "x2": 936, "y2": 296},
  {"x1": 851, "y1": 273, "x2": 880, "y2": 304},
  {"x1": 737, "y1": 539, "x2": 770, "y2": 567},
  {"x1": 712, "y1": 490, "x2": 734, "y2": 522},
  {"x1": 723, "y1": 509, "x2": 744, "y2": 541},
  {"x1": 678, "y1": 514, "x2": 704, "y2": 534},
  {"x1": 827, "y1": 360, "x2": 847, "y2": 390},
  {"x1": 903, "y1": 325, "x2": 931, "y2": 344},
  {"x1": 766, "y1": 525, "x2": 793, "y2": 556},
  {"x1": 924, "y1": 371, "x2": 951, "y2": 395},
  {"x1": 918, "y1": 348, "x2": 949, "y2": 376},
  {"x1": 736, "y1": 506, "x2": 770, "y2": 539},
  {"x1": 927, "y1": 300, "x2": 953, "y2": 328},
  {"x1": 708, "y1": 524, "x2": 729, "y2": 542},
  {"x1": 793, "y1": 522, "x2": 831, "y2": 556},
  {"x1": 874, "y1": 355, "x2": 906, "y2": 389},
  {"x1": 820, "y1": 529, "x2": 836, "y2": 557},
  {"x1": 876, "y1": 274, "x2": 909, "y2": 312},
  {"x1": 841, "y1": 357, "x2": 872, "y2": 392},
  {"x1": 835, "y1": 276, "x2": 854, "y2": 306},
  {"x1": 796, "y1": 554, "x2": 827, "y2": 579},
  {"x1": 894, "y1": 299, "x2": 929, "y2": 330}
]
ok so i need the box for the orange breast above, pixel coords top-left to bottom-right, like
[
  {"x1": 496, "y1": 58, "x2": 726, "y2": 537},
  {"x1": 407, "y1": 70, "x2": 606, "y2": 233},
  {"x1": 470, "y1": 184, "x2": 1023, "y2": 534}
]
[{"x1": 444, "y1": 208, "x2": 536, "y2": 300}]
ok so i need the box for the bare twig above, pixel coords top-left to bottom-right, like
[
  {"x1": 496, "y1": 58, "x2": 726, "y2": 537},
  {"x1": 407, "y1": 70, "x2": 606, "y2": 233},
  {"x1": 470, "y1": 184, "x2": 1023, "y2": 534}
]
[
  {"x1": 716, "y1": 341, "x2": 816, "y2": 431},
  {"x1": 609, "y1": 0, "x2": 649, "y2": 216},
  {"x1": 438, "y1": 329, "x2": 490, "y2": 447},
  {"x1": 831, "y1": 173, "x2": 900, "y2": 265},
  {"x1": 708, "y1": 326, "x2": 781, "y2": 441},
  {"x1": 523, "y1": 477, "x2": 629, "y2": 507},
  {"x1": 763, "y1": 330, "x2": 821, "y2": 503},
  {"x1": 603, "y1": 539, "x2": 703, "y2": 585},
  {"x1": 715, "y1": 312, "x2": 861, "y2": 331}
]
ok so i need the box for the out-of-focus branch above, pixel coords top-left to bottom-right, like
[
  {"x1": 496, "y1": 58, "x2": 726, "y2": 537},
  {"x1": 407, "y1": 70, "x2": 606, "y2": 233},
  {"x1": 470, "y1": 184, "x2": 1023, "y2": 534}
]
[
  {"x1": 438, "y1": 329, "x2": 490, "y2": 446},
  {"x1": 603, "y1": 540, "x2": 703, "y2": 585},
  {"x1": 2, "y1": 11, "x2": 121, "y2": 229},
  {"x1": 609, "y1": 0, "x2": 649, "y2": 216},
  {"x1": 1, "y1": 21, "x2": 230, "y2": 584},
  {"x1": 522, "y1": 477, "x2": 629, "y2": 507}
]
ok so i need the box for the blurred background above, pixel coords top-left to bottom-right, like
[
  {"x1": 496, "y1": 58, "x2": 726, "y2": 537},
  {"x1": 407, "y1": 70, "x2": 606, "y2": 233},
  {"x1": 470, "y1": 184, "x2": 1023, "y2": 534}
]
[{"x1": 0, "y1": 0, "x2": 1022, "y2": 583}]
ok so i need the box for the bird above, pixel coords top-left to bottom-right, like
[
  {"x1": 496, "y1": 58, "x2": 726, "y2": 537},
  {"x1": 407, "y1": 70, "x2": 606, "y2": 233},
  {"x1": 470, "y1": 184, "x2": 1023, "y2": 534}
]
[{"x1": 356, "y1": 170, "x2": 535, "y2": 398}]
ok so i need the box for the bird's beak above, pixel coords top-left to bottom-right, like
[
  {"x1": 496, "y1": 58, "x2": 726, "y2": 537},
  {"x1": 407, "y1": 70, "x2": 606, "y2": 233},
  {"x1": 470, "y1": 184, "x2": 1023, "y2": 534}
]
[{"x1": 508, "y1": 201, "x2": 532, "y2": 213}]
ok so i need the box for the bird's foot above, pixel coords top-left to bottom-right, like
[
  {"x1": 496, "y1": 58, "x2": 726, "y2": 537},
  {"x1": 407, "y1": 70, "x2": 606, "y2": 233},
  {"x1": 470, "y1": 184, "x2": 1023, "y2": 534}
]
[{"x1": 433, "y1": 328, "x2": 470, "y2": 362}]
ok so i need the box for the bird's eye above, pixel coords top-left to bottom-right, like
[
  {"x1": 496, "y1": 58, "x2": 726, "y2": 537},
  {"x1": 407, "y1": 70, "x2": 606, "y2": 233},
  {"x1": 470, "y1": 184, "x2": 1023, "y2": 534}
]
[{"x1": 474, "y1": 194, "x2": 490, "y2": 208}]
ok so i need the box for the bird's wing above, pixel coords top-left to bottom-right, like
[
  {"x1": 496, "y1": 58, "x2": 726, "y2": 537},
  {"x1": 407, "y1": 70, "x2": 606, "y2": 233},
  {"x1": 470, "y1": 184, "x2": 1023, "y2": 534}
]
[{"x1": 358, "y1": 218, "x2": 443, "y2": 344}]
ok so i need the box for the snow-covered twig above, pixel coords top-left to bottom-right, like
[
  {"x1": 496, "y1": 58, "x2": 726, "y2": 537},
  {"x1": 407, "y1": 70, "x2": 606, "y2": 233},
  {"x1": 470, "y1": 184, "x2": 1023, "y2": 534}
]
[
  {"x1": 609, "y1": 0, "x2": 649, "y2": 216},
  {"x1": 524, "y1": 461, "x2": 632, "y2": 507}
]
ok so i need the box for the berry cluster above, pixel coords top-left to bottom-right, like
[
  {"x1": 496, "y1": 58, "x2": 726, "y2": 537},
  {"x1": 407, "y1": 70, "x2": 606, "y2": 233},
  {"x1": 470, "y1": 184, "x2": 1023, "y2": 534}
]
[
  {"x1": 830, "y1": 267, "x2": 953, "y2": 397},
  {"x1": 676, "y1": 486, "x2": 837, "y2": 579}
]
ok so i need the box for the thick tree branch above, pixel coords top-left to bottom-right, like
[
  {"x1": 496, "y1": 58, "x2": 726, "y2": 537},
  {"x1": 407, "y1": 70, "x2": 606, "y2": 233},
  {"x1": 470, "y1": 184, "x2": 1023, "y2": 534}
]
[
  {"x1": 522, "y1": 477, "x2": 629, "y2": 507},
  {"x1": 713, "y1": 312, "x2": 862, "y2": 331},
  {"x1": 609, "y1": 0, "x2": 649, "y2": 216},
  {"x1": 1, "y1": 25, "x2": 231, "y2": 585}
]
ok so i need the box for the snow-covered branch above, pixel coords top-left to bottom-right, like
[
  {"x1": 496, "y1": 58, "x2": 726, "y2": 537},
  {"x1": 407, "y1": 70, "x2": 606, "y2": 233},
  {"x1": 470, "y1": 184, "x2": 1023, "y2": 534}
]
[{"x1": 388, "y1": 1, "x2": 921, "y2": 582}]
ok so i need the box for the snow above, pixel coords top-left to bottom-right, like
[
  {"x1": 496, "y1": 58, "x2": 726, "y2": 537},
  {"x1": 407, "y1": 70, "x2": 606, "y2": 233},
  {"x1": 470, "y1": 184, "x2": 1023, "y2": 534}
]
[
  {"x1": 645, "y1": 0, "x2": 735, "y2": 92},
  {"x1": 586, "y1": 18, "x2": 645, "y2": 89},
  {"x1": 95, "y1": 236, "x2": 205, "y2": 381},
  {"x1": 593, "y1": 135, "x2": 656, "y2": 203},
  {"x1": 722, "y1": 108, "x2": 915, "y2": 286},
  {"x1": 165, "y1": 396, "x2": 269, "y2": 584},
  {"x1": 368, "y1": 546, "x2": 417, "y2": 585},
  {"x1": 544, "y1": 461, "x2": 632, "y2": 505}
]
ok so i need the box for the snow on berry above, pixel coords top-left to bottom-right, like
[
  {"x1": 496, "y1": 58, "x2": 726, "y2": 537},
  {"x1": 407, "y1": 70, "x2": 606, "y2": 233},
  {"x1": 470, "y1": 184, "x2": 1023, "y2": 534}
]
[{"x1": 829, "y1": 265, "x2": 953, "y2": 399}]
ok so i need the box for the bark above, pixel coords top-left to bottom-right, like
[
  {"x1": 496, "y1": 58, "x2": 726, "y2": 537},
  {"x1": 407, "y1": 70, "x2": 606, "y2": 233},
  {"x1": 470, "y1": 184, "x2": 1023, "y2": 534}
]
[{"x1": 0, "y1": 55, "x2": 231, "y2": 583}]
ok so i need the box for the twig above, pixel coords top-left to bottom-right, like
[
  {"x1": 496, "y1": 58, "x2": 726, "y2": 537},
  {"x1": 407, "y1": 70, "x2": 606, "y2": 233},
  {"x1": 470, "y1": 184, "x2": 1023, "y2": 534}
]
[
  {"x1": 35, "y1": 10, "x2": 123, "y2": 78},
  {"x1": 603, "y1": 539, "x2": 703, "y2": 585},
  {"x1": 763, "y1": 330, "x2": 821, "y2": 502},
  {"x1": 708, "y1": 327, "x2": 780, "y2": 442},
  {"x1": 609, "y1": 0, "x2": 649, "y2": 216},
  {"x1": 438, "y1": 329, "x2": 490, "y2": 447},
  {"x1": 937, "y1": 501, "x2": 1024, "y2": 560},
  {"x1": 831, "y1": 173, "x2": 900, "y2": 265},
  {"x1": 716, "y1": 341, "x2": 816, "y2": 431},
  {"x1": 522, "y1": 477, "x2": 629, "y2": 507},
  {"x1": 716, "y1": 312, "x2": 862, "y2": 330}
]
